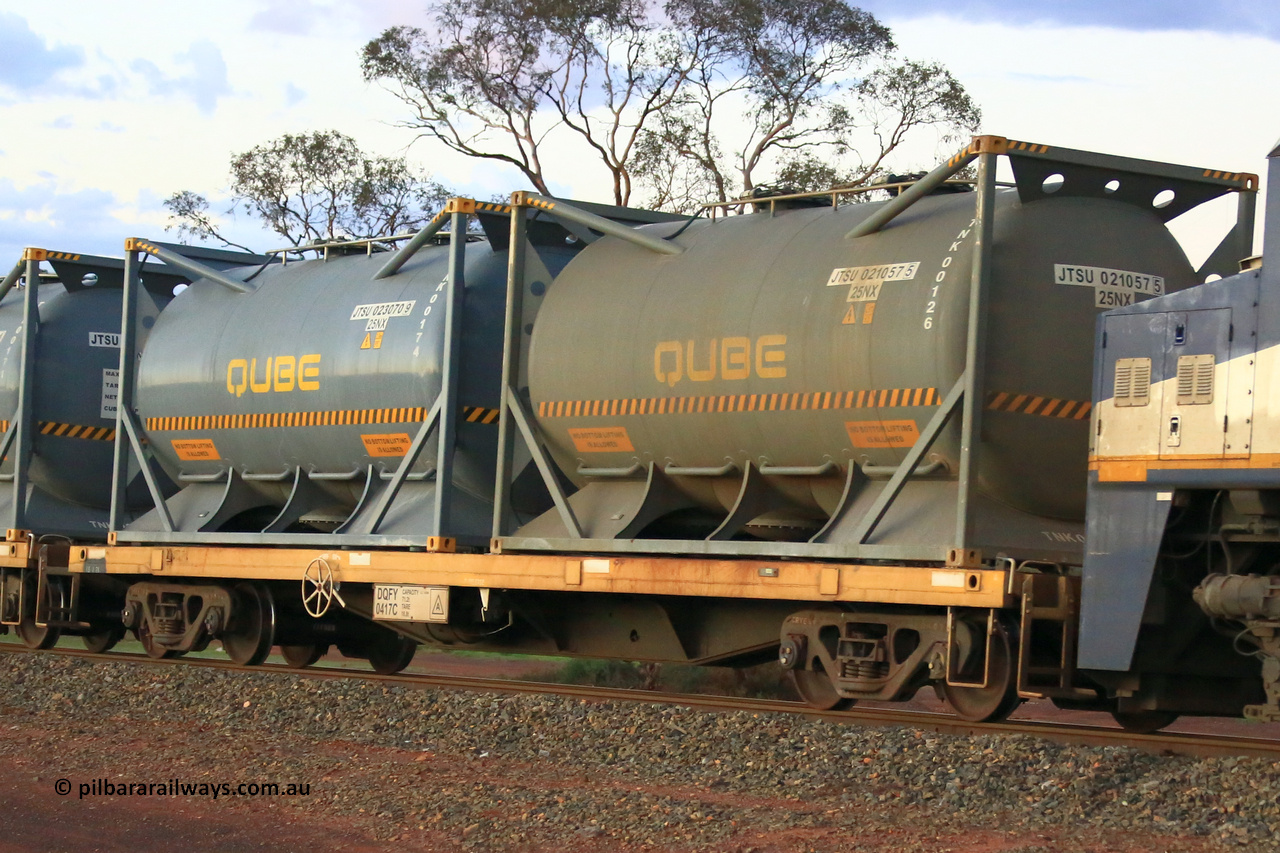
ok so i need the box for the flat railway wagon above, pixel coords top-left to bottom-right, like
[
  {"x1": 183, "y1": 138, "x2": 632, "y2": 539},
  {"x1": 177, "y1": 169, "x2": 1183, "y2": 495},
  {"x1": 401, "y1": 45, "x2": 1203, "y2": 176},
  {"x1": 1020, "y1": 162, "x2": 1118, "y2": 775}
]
[{"x1": 1, "y1": 135, "x2": 1275, "y2": 732}]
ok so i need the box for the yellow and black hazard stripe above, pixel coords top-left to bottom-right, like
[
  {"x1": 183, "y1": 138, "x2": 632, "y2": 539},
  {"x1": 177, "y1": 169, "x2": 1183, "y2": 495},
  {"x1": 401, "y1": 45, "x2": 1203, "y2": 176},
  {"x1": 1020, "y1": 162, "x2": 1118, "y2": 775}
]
[
  {"x1": 462, "y1": 405, "x2": 501, "y2": 424},
  {"x1": 947, "y1": 136, "x2": 1046, "y2": 168},
  {"x1": 442, "y1": 198, "x2": 511, "y2": 216},
  {"x1": 145, "y1": 404, "x2": 501, "y2": 432},
  {"x1": 1202, "y1": 169, "x2": 1258, "y2": 189},
  {"x1": 986, "y1": 391, "x2": 1091, "y2": 420},
  {"x1": 537, "y1": 387, "x2": 939, "y2": 418},
  {"x1": 40, "y1": 420, "x2": 116, "y2": 440},
  {"x1": 2, "y1": 419, "x2": 117, "y2": 440},
  {"x1": 1005, "y1": 139, "x2": 1050, "y2": 155},
  {"x1": 523, "y1": 197, "x2": 556, "y2": 211}
]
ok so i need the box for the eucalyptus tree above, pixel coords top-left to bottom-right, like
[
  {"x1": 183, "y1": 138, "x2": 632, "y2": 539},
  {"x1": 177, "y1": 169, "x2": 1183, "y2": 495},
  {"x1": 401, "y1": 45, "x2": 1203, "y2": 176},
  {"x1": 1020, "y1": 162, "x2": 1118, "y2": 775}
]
[
  {"x1": 362, "y1": 0, "x2": 980, "y2": 211},
  {"x1": 165, "y1": 130, "x2": 451, "y2": 249}
]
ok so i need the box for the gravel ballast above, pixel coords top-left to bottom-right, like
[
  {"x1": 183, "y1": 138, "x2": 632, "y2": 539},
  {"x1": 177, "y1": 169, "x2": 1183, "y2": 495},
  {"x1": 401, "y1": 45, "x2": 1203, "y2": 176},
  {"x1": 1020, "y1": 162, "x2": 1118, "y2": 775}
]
[{"x1": 1, "y1": 651, "x2": 1277, "y2": 851}]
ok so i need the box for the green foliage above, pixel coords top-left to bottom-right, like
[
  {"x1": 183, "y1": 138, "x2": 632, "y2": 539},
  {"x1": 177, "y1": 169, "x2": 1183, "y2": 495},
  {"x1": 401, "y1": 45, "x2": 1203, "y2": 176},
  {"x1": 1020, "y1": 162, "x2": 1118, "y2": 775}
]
[
  {"x1": 165, "y1": 130, "x2": 452, "y2": 249},
  {"x1": 362, "y1": 0, "x2": 980, "y2": 211},
  {"x1": 550, "y1": 658, "x2": 650, "y2": 688},
  {"x1": 163, "y1": 189, "x2": 255, "y2": 253}
]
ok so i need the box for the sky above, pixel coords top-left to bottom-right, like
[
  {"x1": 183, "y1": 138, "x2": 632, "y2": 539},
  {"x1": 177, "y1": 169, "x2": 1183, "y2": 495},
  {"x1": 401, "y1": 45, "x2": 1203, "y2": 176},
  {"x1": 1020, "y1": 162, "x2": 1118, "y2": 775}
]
[{"x1": 0, "y1": 0, "x2": 1277, "y2": 267}]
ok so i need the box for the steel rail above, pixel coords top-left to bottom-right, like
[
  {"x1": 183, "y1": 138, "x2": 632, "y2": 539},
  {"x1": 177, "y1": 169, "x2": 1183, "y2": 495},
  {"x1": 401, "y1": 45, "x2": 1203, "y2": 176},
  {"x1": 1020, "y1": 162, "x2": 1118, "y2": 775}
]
[{"x1": 2, "y1": 644, "x2": 1278, "y2": 760}]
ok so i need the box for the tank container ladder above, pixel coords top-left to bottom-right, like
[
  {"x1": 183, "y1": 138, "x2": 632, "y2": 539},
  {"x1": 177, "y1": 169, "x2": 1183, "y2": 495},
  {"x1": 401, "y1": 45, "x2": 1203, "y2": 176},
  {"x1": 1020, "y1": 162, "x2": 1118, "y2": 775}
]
[{"x1": 1015, "y1": 570, "x2": 1096, "y2": 700}]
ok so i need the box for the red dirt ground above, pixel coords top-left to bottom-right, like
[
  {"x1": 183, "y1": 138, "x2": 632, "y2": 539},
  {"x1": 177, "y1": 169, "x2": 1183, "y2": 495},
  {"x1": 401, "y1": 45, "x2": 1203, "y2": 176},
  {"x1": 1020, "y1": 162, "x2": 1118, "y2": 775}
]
[
  {"x1": 0, "y1": 714, "x2": 1240, "y2": 853},
  {"x1": 0, "y1": 647, "x2": 1270, "y2": 851}
]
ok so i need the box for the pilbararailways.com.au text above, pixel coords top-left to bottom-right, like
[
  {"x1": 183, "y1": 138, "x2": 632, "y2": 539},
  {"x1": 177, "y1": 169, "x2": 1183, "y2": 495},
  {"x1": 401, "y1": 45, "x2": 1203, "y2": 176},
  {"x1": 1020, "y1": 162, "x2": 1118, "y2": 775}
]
[{"x1": 56, "y1": 778, "x2": 312, "y2": 800}]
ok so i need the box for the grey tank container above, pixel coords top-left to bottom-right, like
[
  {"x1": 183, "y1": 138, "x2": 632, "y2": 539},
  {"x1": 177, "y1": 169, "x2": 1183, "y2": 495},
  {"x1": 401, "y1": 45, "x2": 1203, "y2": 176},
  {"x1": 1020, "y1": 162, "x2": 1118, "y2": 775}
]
[
  {"x1": 518, "y1": 189, "x2": 1197, "y2": 560},
  {"x1": 132, "y1": 240, "x2": 574, "y2": 542},
  {"x1": 0, "y1": 255, "x2": 179, "y2": 538}
]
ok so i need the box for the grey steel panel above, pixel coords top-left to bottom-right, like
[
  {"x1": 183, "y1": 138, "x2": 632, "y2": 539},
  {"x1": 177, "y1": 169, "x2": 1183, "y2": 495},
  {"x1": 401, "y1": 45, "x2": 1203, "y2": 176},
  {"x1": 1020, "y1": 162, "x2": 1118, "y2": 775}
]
[
  {"x1": 496, "y1": 535, "x2": 1080, "y2": 564},
  {"x1": 502, "y1": 472, "x2": 1084, "y2": 564},
  {"x1": 111, "y1": 530, "x2": 445, "y2": 548},
  {"x1": 1078, "y1": 481, "x2": 1174, "y2": 670}
]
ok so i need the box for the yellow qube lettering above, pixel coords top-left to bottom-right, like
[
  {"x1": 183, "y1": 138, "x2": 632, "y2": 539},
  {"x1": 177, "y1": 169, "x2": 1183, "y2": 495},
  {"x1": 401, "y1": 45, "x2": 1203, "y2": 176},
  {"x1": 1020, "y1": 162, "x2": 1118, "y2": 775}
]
[
  {"x1": 249, "y1": 358, "x2": 272, "y2": 393},
  {"x1": 654, "y1": 341, "x2": 683, "y2": 387},
  {"x1": 755, "y1": 335, "x2": 787, "y2": 379},
  {"x1": 273, "y1": 356, "x2": 296, "y2": 392},
  {"x1": 226, "y1": 359, "x2": 248, "y2": 397},
  {"x1": 686, "y1": 339, "x2": 717, "y2": 382},
  {"x1": 721, "y1": 337, "x2": 750, "y2": 380},
  {"x1": 224, "y1": 354, "x2": 321, "y2": 395},
  {"x1": 299, "y1": 354, "x2": 321, "y2": 391},
  {"x1": 652, "y1": 335, "x2": 786, "y2": 386}
]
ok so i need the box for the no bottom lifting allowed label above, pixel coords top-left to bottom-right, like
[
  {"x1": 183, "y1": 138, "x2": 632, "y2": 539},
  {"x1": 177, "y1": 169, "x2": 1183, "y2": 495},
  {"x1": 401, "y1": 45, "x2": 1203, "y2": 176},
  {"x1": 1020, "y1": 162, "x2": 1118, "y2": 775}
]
[{"x1": 373, "y1": 584, "x2": 449, "y2": 623}]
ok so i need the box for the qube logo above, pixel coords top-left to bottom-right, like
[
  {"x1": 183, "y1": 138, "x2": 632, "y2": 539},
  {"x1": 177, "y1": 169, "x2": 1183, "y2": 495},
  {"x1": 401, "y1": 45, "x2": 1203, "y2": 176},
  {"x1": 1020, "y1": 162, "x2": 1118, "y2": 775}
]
[{"x1": 226, "y1": 355, "x2": 321, "y2": 396}]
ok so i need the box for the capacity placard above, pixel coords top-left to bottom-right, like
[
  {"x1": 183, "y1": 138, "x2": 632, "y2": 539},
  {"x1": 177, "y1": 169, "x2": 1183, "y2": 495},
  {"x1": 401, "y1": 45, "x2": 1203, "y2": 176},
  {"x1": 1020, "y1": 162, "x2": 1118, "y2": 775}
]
[
  {"x1": 100, "y1": 369, "x2": 119, "y2": 418},
  {"x1": 373, "y1": 584, "x2": 449, "y2": 623}
]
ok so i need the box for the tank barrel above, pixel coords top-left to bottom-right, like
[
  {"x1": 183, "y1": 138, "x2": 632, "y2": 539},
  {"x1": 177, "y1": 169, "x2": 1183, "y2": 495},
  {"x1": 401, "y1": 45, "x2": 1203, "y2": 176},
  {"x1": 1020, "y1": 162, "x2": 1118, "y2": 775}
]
[
  {"x1": 511, "y1": 193, "x2": 684, "y2": 256},
  {"x1": 845, "y1": 137, "x2": 990, "y2": 239},
  {"x1": 372, "y1": 209, "x2": 450, "y2": 280},
  {"x1": 0, "y1": 259, "x2": 23, "y2": 303},
  {"x1": 124, "y1": 239, "x2": 256, "y2": 294}
]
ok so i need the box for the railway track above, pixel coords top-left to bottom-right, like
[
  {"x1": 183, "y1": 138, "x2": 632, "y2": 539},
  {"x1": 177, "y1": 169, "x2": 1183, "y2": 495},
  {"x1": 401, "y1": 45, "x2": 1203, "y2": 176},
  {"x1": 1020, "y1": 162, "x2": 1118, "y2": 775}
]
[{"x1": 3, "y1": 642, "x2": 1278, "y2": 761}]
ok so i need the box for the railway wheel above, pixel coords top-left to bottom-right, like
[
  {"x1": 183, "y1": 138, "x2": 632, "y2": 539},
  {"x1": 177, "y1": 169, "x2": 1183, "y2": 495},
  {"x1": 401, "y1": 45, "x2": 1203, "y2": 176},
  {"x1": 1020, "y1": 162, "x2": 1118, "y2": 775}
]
[
  {"x1": 1111, "y1": 708, "x2": 1179, "y2": 734},
  {"x1": 280, "y1": 643, "x2": 328, "y2": 669},
  {"x1": 16, "y1": 577, "x2": 66, "y2": 650},
  {"x1": 367, "y1": 633, "x2": 417, "y2": 675},
  {"x1": 222, "y1": 583, "x2": 277, "y2": 667},
  {"x1": 792, "y1": 664, "x2": 856, "y2": 711},
  {"x1": 82, "y1": 625, "x2": 126, "y2": 654},
  {"x1": 136, "y1": 619, "x2": 181, "y2": 659},
  {"x1": 941, "y1": 628, "x2": 1022, "y2": 723},
  {"x1": 16, "y1": 617, "x2": 60, "y2": 650}
]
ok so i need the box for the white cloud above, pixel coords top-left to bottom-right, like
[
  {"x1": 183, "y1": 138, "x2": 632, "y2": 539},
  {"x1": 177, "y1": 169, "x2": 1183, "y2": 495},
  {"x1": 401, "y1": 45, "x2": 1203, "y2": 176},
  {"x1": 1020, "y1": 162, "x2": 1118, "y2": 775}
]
[
  {"x1": 130, "y1": 41, "x2": 234, "y2": 116},
  {"x1": 0, "y1": 1, "x2": 1273, "y2": 269},
  {"x1": 0, "y1": 11, "x2": 84, "y2": 92},
  {"x1": 248, "y1": 0, "x2": 331, "y2": 35}
]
